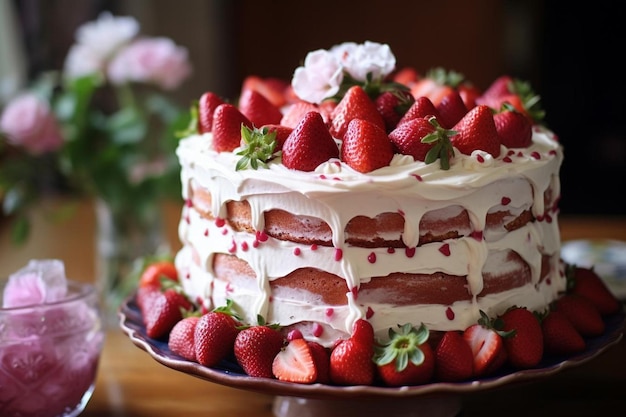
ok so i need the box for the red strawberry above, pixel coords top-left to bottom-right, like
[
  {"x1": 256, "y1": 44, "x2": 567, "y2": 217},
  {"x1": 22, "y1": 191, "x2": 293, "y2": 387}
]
[
  {"x1": 139, "y1": 260, "x2": 178, "y2": 289},
  {"x1": 409, "y1": 67, "x2": 465, "y2": 106},
  {"x1": 238, "y1": 88, "x2": 283, "y2": 127},
  {"x1": 463, "y1": 311, "x2": 507, "y2": 377},
  {"x1": 493, "y1": 104, "x2": 532, "y2": 148},
  {"x1": 389, "y1": 116, "x2": 454, "y2": 168},
  {"x1": 211, "y1": 103, "x2": 253, "y2": 152},
  {"x1": 341, "y1": 118, "x2": 394, "y2": 173},
  {"x1": 282, "y1": 111, "x2": 339, "y2": 172},
  {"x1": 478, "y1": 75, "x2": 515, "y2": 101},
  {"x1": 260, "y1": 124, "x2": 293, "y2": 151},
  {"x1": 198, "y1": 91, "x2": 225, "y2": 134},
  {"x1": 144, "y1": 288, "x2": 193, "y2": 339},
  {"x1": 329, "y1": 85, "x2": 385, "y2": 139},
  {"x1": 397, "y1": 96, "x2": 442, "y2": 127},
  {"x1": 476, "y1": 76, "x2": 544, "y2": 123},
  {"x1": 272, "y1": 338, "x2": 317, "y2": 384},
  {"x1": 329, "y1": 319, "x2": 375, "y2": 385},
  {"x1": 136, "y1": 285, "x2": 161, "y2": 318},
  {"x1": 194, "y1": 308, "x2": 241, "y2": 367},
  {"x1": 392, "y1": 66, "x2": 419, "y2": 87},
  {"x1": 541, "y1": 310, "x2": 586, "y2": 356},
  {"x1": 280, "y1": 101, "x2": 321, "y2": 128},
  {"x1": 457, "y1": 82, "x2": 481, "y2": 110},
  {"x1": 168, "y1": 316, "x2": 200, "y2": 361},
  {"x1": 569, "y1": 266, "x2": 621, "y2": 316},
  {"x1": 375, "y1": 323, "x2": 435, "y2": 387},
  {"x1": 497, "y1": 306, "x2": 543, "y2": 369},
  {"x1": 451, "y1": 104, "x2": 501, "y2": 157},
  {"x1": 307, "y1": 341, "x2": 331, "y2": 384},
  {"x1": 234, "y1": 324, "x2": 285, "y2": 378},
  {"x1": 241, "y1": 75, "x2": 288, "y2": 108},
  {"x1": 434, "y1": 330, "x2": 474, "y2": 382},
  {"x1": 374, "y1": 89, "x2": 415, "y2": 132},
  {"x1": 554, "y1": 294, "x2": 605, "y2": 337},
  {"x1": 435, "y1": 89, "x2": 468, "y2": 129}
]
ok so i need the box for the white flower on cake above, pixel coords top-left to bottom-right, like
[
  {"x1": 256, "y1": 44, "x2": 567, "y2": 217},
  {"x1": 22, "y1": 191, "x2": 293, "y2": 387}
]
[{"x1": 291, "y1": 41, "x2": 396, "y2": 104}]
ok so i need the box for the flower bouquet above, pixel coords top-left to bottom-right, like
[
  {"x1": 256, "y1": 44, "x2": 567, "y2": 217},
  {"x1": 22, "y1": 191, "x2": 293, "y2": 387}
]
[{"x1": 0, "y1": 12, "x2": 193, "y2": 320}]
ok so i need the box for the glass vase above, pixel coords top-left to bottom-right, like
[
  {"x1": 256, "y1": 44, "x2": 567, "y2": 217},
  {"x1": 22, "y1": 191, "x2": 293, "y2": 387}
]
[{"x1": 94, "y1": 198, "x2": 169, "y2": 326}]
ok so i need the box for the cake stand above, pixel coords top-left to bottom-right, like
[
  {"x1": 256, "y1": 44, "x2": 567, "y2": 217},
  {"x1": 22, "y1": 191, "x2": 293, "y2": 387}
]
[{"x1": 119, "y1": 295, "x2": 624, "y2": 417}]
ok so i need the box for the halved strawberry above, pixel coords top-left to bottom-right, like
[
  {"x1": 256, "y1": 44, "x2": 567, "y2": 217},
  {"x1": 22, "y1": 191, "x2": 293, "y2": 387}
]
[
  {"x1": 451, "y1": 104, "x2": 501, "y2": 157},
  {"x1": 238, "y1": 88, "x2": 283, "y2": 127},
  {"x1": 211, "y1": 103, "x2": 253, "y2": 152},
  {"x1": 282, "y1": 111, "x2": 339, "y2": 172},
  {"x1": 434, "y1": 330, "x2": 474, "y2": 382},
  {"x1": 374, "y1": 323, "x2": 435, "y2": 387},
  {"x1": 341, "y1": 118, "x2": 394, "y2": 173},
  {"x1": 272, "y1": 338, "x2": 317, "y2": 384},
  {"x1": 463, "y1": 311, "x2": 508, "y2": 377},
  {"x1": 198, "y1": 91, "x2": 225, "y2": 134},
  {"x1": 329, "y1": 85, "x2": 385, "y2": 139}
]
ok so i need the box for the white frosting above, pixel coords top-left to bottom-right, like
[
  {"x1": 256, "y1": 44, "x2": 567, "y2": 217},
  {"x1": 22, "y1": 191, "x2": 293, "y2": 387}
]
[{"x1": 174, "y1": 126, "x2": 565, "y2": 347}]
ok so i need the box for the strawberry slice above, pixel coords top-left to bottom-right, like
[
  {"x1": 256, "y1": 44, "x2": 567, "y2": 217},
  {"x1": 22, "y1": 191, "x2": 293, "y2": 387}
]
[{"x1": 272, "y1": 338, "x2": 317, "y2": 384}]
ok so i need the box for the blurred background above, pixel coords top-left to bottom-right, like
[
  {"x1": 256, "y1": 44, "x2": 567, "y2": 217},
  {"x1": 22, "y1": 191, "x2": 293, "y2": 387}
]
[{"x1": 1, "y1": 0, "x2": 624, "y2": 278}]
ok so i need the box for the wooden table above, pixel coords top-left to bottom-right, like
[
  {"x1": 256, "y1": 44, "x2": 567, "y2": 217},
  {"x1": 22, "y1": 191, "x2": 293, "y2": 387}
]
[{"x1": 2, "y1": 209, "x2": 625, "y2": 416}]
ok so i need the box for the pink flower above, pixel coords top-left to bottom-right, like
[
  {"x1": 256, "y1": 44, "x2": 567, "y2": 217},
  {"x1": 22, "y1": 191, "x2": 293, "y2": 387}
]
[
  {"x1": 0, "y1": 93, "x2": 64, "y2": 154},
  {"x1": 292, "y1": 49, "x2": 344, "y2": 104},
  {"x1": 2, "y1": 259, "x2": 68, "y2": 308},
  {"x1": 107, "y1": 37, "x2": 192, "y2": 90}
]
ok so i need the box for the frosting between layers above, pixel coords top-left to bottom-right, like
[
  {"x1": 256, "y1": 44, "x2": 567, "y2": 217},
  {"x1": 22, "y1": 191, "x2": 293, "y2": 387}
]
[{"x1": 175, "y1": 126, "x2": 565, "y2": 346}]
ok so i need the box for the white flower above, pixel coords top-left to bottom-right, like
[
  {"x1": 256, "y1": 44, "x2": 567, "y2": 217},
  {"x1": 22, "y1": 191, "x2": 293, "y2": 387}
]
[
  {"x1": 107, "y1": 37, "x2": 192, "y2": 90},
  {"x1": 63, "y1": 43, "x2": 105, "y2": 78},
  {"x1": 75, "y1": 12, "x2": 139, "y2": 60},
  {"x1": 291, "y1": 49, "x2": 344, "y2": 104},
  {"x1": 338, "y1": 41, "x2": 396, "y2": 82}
]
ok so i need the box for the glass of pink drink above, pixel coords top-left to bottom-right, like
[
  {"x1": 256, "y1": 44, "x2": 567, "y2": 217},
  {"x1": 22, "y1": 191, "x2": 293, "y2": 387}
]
[{"x1": 1, "y1": 261, "x2": 105, "y2": 417}]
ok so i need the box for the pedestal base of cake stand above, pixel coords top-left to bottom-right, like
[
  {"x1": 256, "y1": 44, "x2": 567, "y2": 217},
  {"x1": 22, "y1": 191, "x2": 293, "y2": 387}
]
[{"x1": 272, "y1": 395, "x2": 461, "y2": 417}]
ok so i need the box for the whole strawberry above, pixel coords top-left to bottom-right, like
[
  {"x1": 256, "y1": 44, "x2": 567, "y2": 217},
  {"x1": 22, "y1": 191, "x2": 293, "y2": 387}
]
[
  {"x1": 194, "y1": 304, "x2": 241, "y2": 367},
  {"x1": 435, "y1": 89, "x2": 468, "y2": 129},
  {"x1": 397, "y1": 96, "x2": 442, "y2": 127},
  {"x1": 330, "y1": 85, "x2": 385, "y2": 139},
  {"x1": 541, "y1": 310, "x2": 586, "y2": 356},
  {"x1": 198, "y1": 91, "x2": 225, "y2": 134},
  {"x1": 389, "y1": 116, "x2": 454, "y2": 169},
  {"x1": 434, "y1": 330, "x2": 474, "y2": 382},
  {"x1": 497, "y1": 306, "x2": 543, "y2": 369},
  {"x1": 168, "y1": 316, "x2": 200, "y2": 361},
  {"x1": 493, "y1": 103, "x2": 532, "y2": 148},
  {"x1": 569, "y1": 266, "x2": 621, "y2": 316},
  {"x1": 341, "y1": 118, "x2": 394, "y2": 173},
  {"x1": 329, "y1": 319, "x2": 376, "y2": 385},
  {"x1": 238, "y1": 88, "x2": 283, "y2": 127},
  {"x1": 451, "y1": 104, "x2": 501, "y2": 158},
  {"x1": 234, "y1": 322, "x2": 284, "y2": 378},
  {"x1": 211, "y1": 103, "x2": 253, "y2": 152},
  {"x1": 374, "y1": 89, "x2": 415, "y2": 132},
  {"x1": 144, "y1": 288, "x2": 193, "y2": 339},
  {"x1": 282, "y1": 111, "x2": 339, "y2": 172},
  {"x1": 307, "y1": 341, "x2": 331, "y2": 384},
  {"x1": 555, "y1": 294, "x2": 605, "y2": 337},
  {"x1": 374, "y1": 323, "x2": 435, "y2": 387}
]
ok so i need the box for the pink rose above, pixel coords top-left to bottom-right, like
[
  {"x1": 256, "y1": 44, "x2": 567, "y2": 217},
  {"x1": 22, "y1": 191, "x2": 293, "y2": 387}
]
[
  {"x1": 107, "y1": 37, "x2": 192, "y2": 90},
  {"x1": 0, "y1": 93, "x2": 64, "y2": 154}
]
